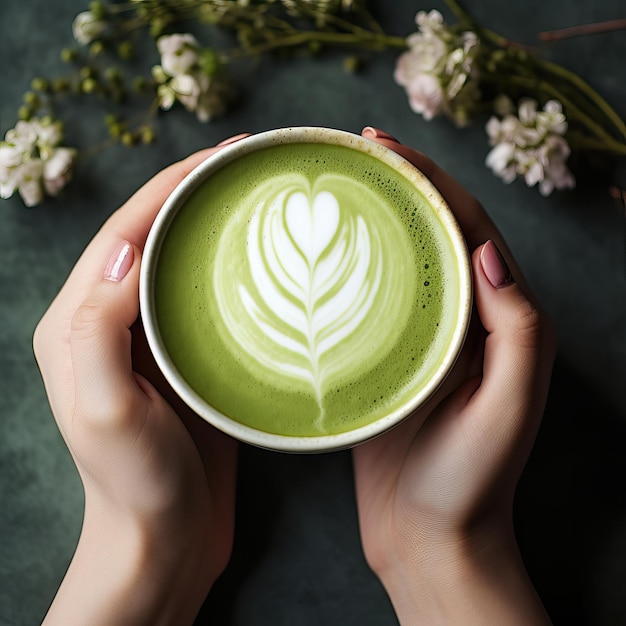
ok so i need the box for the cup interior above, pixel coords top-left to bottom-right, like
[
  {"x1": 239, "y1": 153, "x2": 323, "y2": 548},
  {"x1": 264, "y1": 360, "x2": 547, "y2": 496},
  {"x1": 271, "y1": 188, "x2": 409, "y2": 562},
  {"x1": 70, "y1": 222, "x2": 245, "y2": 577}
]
[{"x1": 140, "y1": 127, "x2": 472, "y2": 452}]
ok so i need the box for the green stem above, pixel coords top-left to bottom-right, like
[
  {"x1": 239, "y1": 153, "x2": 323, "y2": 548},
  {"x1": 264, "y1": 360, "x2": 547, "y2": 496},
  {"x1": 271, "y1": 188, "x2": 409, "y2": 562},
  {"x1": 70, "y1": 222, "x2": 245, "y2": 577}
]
[
  {"x1": 568, "y1": 131, "x2": 626, "y2": 155},
  {"x1": 534, "y1": 57, "x2": 626, "y2": 141},
  {"x1": 224, "y1": 30, "x2": 407, "y2": 59},
  {"x1": 443, "y1": 0, "x2": 473, "y2": 24}
]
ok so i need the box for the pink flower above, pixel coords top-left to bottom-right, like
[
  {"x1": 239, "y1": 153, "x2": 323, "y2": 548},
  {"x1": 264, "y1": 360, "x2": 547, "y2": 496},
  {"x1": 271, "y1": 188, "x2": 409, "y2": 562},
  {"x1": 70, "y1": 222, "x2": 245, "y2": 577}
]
[
  {"x1": 394, "y1": 11, "x2": 480, "y2": 125},
  {"x1": 400, "y1": 72, "x2": 444, "y2": 120}
]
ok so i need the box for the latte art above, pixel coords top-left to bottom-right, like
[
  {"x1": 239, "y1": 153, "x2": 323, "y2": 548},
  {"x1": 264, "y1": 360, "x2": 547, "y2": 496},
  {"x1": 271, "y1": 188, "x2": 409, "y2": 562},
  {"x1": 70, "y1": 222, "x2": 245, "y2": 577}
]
[{"x1": 213, "y1": 174, "x2": 415, "y2": 430}]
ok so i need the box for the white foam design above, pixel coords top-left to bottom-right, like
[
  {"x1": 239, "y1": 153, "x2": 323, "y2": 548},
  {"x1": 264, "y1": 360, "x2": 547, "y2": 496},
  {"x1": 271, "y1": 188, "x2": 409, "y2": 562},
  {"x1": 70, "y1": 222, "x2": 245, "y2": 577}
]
[{"x1": 220, "y1": 186, "x2": 382, "y2": 412}]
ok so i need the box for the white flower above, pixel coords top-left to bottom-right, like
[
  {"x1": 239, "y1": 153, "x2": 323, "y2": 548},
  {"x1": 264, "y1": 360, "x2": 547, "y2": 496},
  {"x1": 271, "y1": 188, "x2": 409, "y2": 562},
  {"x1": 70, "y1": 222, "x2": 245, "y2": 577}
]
[
  {"x1": 536, "y1": 100, "x2": 567, "y2": 135},
  {"x1": 395, "y1": 11, "x2": 481, "y2": 124},
  {"x1": 171, "y1": 74, "x2": 203, "y2": 112},
  {"x1": 485, "y1": 98, "x2": 575, "y2": 195},
  {"x1": 72, "y1": 11, "x2": 106, "y2": 45},
  {"x1": 157, "y1": 34, "x2": 200, "y2": 77},
  {"x1": 152, "y1": 34, "x2": 228, "y2": 123},
  {"x1": 403, "y1": 73, "x2": 445, "y2": 120},
  {"x1": 14, "y1": 160, "x2": 45, "y2": 207},
  {"x1": 33, "y1": 119, "x2": 63, "y2": 149},
  {"x1": 415, "y1": 10, "x2": 445, "y2": 34},
  {"x1": 403, "y1": 32, "x2": 447, "y2": 73},
  {"x1": 43, "y1": 148, "x2": 76, "y2": 196},
  {"x1": 0, "y1": 117, "x2": 75, "y2": 206},
  {"x1": 518, "y1": 98, "x2": 538, "y2": 126},
  {"x1": 537, "y1": 134, "x2": 575, "y2": 195},
  {"x1": 0, "y1": 148, "x2": 22, "y2": 199},
  {"x1": 394, "y1": 41, "x2": 446, "y2": 121},
  {"x1": 485, "y1": 142, "x2": 516, "y2": 179},
  {"x1": 5, "y1": 120, "x2": 38, "y2": 152}
]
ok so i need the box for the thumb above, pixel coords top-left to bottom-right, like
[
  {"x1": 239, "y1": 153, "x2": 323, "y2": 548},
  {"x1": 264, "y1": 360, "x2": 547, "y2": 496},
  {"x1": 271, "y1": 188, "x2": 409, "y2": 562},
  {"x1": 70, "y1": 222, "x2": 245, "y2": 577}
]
[
  {"x1": 69, "y1": 240, "x2": 144, "y2": 432},
  {"x1": 468, "y1": 240, "x2": 554, "y2": 452}
]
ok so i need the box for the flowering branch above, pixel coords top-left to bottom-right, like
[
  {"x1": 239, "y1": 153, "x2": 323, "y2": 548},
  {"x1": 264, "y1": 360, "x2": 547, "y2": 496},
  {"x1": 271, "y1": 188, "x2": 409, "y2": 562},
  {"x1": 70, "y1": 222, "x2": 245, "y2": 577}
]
[
  {"x1": 1, "y1": 0, "x2": 624, "y2": 206},
  {"x1": 393, "y1": 1, "x2": 625, "y2": 195}
]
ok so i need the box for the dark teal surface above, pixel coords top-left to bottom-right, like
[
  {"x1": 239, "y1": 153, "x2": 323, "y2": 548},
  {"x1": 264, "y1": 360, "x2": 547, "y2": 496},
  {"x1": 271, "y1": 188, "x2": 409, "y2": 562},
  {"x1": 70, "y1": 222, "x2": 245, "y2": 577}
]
[{"x1": 1, "y1": 1, "x2": 625, "y2": 624}]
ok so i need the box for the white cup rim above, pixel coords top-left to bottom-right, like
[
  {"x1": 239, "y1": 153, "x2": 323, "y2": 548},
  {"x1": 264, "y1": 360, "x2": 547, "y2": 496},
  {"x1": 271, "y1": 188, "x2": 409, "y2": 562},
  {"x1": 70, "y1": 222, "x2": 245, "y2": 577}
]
[{"x1": 140, "y1": 126, "x2": 472, "y2": 452}]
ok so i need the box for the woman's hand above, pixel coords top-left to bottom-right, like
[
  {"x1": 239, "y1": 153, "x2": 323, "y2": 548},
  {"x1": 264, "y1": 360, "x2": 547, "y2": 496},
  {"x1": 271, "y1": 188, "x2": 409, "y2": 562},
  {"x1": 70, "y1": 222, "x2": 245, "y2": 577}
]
[
  {"x1": 353, "y1": 127, "x2": 556, "y2": 625},
  {"x1": 34, "y1": 135, "x2": 249, "y2": 625}
]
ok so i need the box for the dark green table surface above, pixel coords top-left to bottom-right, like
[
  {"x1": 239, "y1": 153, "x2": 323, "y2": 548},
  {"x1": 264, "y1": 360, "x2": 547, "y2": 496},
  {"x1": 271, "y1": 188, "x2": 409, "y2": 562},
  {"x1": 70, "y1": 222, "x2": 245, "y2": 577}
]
[{"x1": 2, "y1": 1, "x2": 625, "y2": 624}]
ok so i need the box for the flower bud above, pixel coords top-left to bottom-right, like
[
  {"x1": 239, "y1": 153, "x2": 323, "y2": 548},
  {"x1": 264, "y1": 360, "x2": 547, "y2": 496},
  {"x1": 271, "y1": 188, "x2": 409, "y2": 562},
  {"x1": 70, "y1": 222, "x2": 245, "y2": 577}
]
[
  {"x1": 118, "y1": 41, "x2": 134, "y2": 59},
  {"x1": 81, "y1": 77, "x2": 98, "y2": 93},
  {"x1": 140, "y1": 126, "x2": 156, "y2": 144},
  {"x1": 23, "y1": 92, "x2": 40, "y2": 107},
  {"x1": 88, "y1": 1, "x2": 106, "y2": 20},
  {"x1": 18, "y1": 106, "x2": 32, "y2": 121},
  {"x1": 121, "y1": 131, "x2": 136, "y2": 146},
  {"x1": 31, "y1": 78, "x2": 49, "y2": 92},
  {"x1": 60, "y1": 48, "x2": 78, "y2": 63},
  {"x1": 90, "y1": 41, "x2": 105, "y2": 56}
]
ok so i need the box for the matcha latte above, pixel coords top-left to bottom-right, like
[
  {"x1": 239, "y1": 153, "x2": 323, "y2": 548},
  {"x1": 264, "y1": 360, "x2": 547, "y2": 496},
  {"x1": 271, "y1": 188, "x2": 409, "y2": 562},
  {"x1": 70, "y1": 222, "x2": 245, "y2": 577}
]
[{"x1": 141, "y1": 128, "x2": 471, "y2": 451}]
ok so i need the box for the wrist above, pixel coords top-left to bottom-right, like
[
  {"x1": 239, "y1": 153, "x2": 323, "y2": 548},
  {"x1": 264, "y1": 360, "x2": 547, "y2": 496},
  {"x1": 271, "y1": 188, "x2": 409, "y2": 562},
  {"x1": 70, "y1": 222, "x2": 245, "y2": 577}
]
[
  {"x1": 377, "y1": 521, "x2": 551, "y2": 625},
  {"x1": 44, "y1": 500, "x2": 216, "y2": 626}
]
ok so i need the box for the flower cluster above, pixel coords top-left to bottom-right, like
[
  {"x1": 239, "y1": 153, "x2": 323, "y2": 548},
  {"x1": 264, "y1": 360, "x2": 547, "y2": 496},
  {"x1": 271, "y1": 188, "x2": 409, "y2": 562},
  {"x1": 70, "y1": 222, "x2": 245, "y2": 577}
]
[
  {"x1": 394, "y1": 10, "x2": 480, "y2": 127},
  {"x1": 1, "y1": 0, "x2": 623, "y2": 206},
  {"x1": 152, "y1": 34, "x2": 230, "y2": 122},
  {"x1": 0, "y1": 119, "x2": 76, "y2": 207},
  {"x1": 485, "y1": 97, "x2": 575, "y2": 196}
]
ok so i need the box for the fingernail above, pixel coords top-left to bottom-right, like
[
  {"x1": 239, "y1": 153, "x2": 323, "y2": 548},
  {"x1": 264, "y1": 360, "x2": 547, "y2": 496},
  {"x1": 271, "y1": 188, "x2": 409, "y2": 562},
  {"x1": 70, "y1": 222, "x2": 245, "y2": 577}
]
[
  {"x1": 480, "y1": 240, "x2": 514, "y2": 289},
  {"x1": 361, "y1": 126, "x2": 399, "y2": 142},
  {"x1": 103, "y1": 240, "x2": 134, "y2": 282},
  {"x1": 217, "y1": 133, "x2": 251, "y2": 146}
]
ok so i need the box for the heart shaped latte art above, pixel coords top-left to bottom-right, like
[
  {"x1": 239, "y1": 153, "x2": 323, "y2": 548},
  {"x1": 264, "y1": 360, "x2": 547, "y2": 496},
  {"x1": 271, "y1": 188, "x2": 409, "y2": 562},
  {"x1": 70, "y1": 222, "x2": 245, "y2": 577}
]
[{"x1": 213, "y1": 173, "x2": 416, "y2": 429}]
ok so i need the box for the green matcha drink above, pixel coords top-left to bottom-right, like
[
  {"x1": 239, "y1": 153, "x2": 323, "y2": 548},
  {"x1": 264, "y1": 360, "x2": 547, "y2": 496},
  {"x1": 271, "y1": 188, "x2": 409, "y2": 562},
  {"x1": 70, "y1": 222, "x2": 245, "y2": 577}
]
[
  {"x1": 149, "y1": 135, "x2": 468, "y2": 442},
  {"x1": 140, "y1": 128, "x2": 471, "y2": 451}
]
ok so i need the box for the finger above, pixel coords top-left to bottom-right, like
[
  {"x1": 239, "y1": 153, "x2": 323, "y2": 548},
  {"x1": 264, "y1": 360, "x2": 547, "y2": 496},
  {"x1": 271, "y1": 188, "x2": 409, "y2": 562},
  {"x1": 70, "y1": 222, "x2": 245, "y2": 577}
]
[
  {"x1": 67, "y1": 240, "x2": 145, "y2": 434},
  {"x1": 466, "y1": 241, "x2": 555, "y2": 464}
]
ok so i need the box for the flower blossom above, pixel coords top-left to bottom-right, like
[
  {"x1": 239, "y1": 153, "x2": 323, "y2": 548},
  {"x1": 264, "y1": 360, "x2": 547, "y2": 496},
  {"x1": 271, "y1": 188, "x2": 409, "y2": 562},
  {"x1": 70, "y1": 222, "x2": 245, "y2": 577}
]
[
  {"x1": 0, "y1": 118, "x2": 76, "y2": 207},
  {"x1": 153, "y1": 34, "x2": 229, "y2": 122},
  {"x1": 394, "y1": 10, "x2": 480, "y2": 126},
  {"x1": 72, "y1": 10, "x2": 107, "y2": 45},
  {"x1": 485, "y1": 98, "x2": 575, "y2": 195}
]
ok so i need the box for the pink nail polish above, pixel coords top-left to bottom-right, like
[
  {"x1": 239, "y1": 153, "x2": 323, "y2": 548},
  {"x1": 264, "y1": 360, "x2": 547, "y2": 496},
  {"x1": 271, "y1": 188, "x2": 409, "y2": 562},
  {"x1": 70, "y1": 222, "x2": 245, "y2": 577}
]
[
  {"x1": 103, "y1": 240, "x2": 134, "y2": 282},
  {"x1": 361, "y1": 126, "x2": 399, "y2": 142},
  {"x1": 480, "y1": 240, "x2": 514, "y2": 289},
  {"x1": 217, "y1": 133, "x2": 251, "y2": 146}
]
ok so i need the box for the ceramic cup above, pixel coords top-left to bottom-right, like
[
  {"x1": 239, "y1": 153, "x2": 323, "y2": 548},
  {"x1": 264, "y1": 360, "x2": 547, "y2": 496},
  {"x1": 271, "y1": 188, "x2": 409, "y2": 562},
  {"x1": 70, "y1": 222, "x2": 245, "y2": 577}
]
[{"x1": 140, "y1": 127, "x2": 472, "y2": 452}]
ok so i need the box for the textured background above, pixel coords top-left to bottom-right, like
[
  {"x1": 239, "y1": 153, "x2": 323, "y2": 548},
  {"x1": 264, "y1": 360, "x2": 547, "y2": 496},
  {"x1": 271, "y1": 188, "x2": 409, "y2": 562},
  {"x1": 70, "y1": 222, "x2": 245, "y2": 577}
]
[{"x1": 1, "y1": 1, "x2": 625, "y2": 624}]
